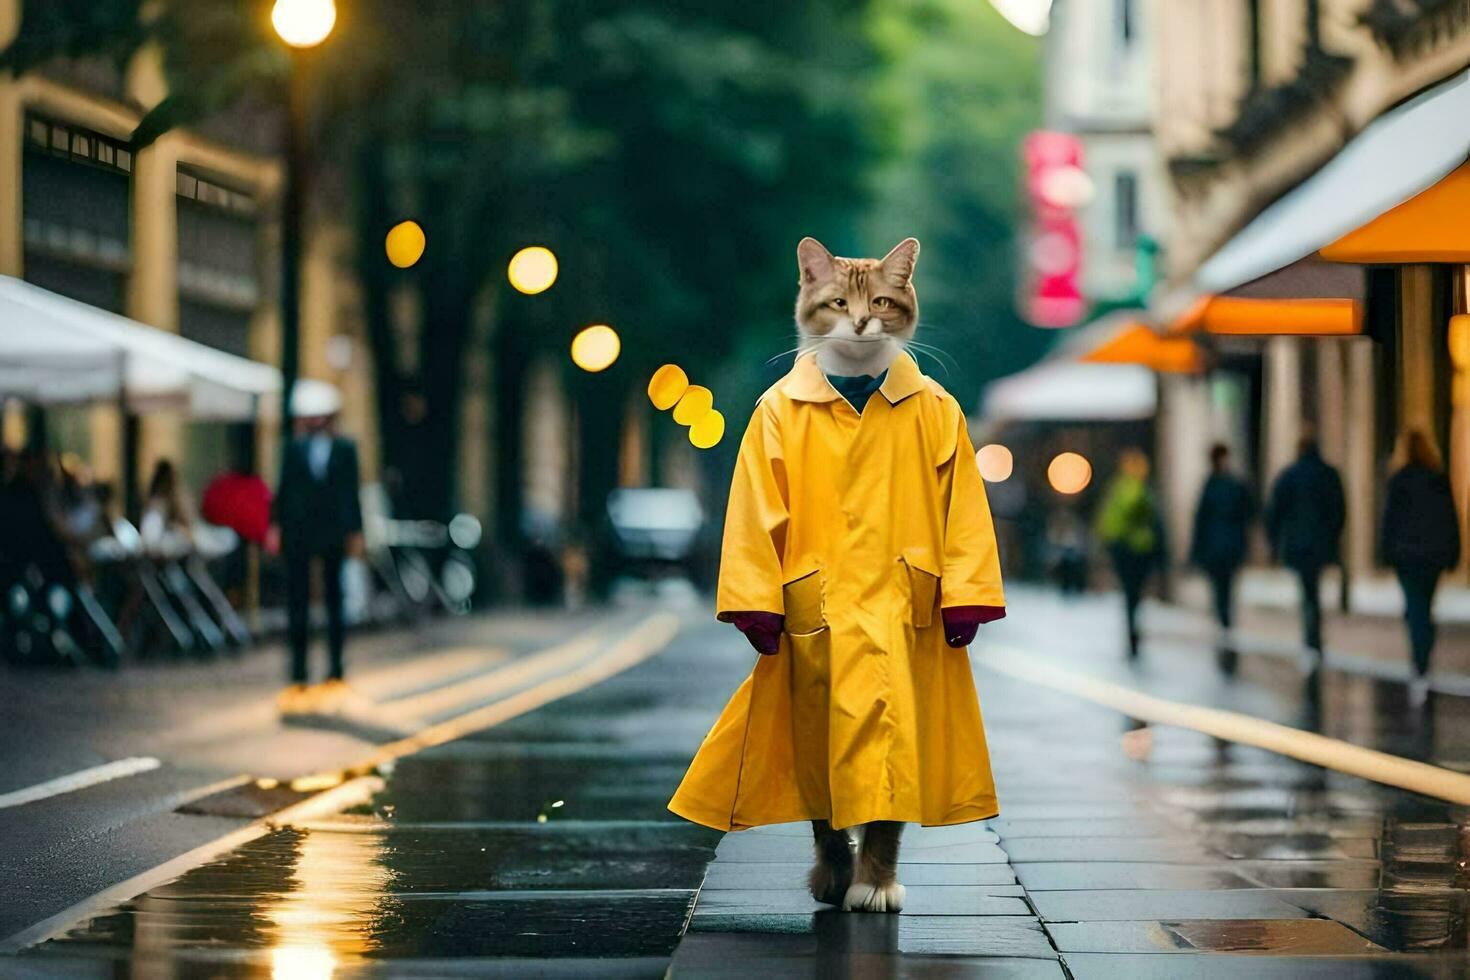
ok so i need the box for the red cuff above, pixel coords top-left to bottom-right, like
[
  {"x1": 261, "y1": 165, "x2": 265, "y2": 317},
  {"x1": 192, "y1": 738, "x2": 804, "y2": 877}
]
[
  {"x1": 941, "y1": 605, "x2": 1006, "y2": 648},
  {"x1": 722, "y1": 611, "x2": 784, "y2": 655}
]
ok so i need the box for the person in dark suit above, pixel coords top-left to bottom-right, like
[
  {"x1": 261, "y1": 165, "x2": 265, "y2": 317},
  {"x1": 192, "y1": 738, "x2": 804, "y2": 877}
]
[
  {"x1": 1381, "y1": 429, "x2": 1461, "y2": 707},
  {"x1": 1267, "y1": 432, "x2": 1345, "y2": 670},
  {"x1": 270, "y1": 384, "x2": 362, "y2": 709},
  {"x1": 1191, "y1": 443, "x2": 1256, "y2": 673}
]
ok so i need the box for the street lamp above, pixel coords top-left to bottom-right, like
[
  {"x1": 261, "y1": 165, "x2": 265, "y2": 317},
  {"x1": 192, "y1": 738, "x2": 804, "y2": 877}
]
[
  {"x1": 272, "y1": 0, "x2": 335, "y2": 457},
  {"x1": 272, "y1": 0, "x2": 336, "y2": 49}
]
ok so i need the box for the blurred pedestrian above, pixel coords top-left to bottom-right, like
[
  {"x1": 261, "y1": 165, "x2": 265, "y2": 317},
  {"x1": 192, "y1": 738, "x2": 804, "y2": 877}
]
[
  {"x1": 1046, "y1": 505, "x2": 1088, "y2": 595},
  {"x1": 270, "y1": 383, "x2": 363, "y2": 714},
  {"x1": 1190, "y1": 443, "x2": 1256, "y2": 673},
  {"x1": 1381, "y1": 430, "x2": 1460, "y2": 708},
  {"x1": 1095, "y1": 448, "x2": 1162, "y2": 659},
  {"x1": 138, "y1": 459, "x2": 194, "y2": 558},
  {"x1": 1266, "y1": 431, "x2": 1345, "y2": 671}
]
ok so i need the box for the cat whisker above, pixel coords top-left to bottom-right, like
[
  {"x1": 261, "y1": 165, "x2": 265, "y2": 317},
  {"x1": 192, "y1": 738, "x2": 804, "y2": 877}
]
[
  {"x1": 763, "y1": 345, "x2": 807, "y2": 366},
  {"x1": 902, "y1": 341, "x2": 959, "y2": 377}
]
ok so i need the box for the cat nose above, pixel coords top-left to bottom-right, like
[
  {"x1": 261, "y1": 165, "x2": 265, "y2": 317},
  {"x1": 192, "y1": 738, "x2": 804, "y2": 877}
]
[{"x1": 856, "y1": 317, "x2": 877, "y2": 335}]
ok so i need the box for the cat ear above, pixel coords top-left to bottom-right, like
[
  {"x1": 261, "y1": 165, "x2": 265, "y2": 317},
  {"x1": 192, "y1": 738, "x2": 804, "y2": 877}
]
[
  {"x1": 881, "y1": 238, "x2": 920, "y2": 284},
  {"x1": 797, "y1": 237, "x2": 834, "y2": 285}
]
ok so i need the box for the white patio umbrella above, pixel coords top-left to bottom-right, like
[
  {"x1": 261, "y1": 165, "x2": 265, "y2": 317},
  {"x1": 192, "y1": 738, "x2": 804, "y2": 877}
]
[{"x1": 0, "y1": 275, "x2": 281, "y2": 419}]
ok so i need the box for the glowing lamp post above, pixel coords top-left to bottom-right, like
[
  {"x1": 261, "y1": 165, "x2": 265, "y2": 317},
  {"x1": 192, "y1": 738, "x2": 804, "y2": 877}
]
[
  {"x1": 385, "y1": 220, "x2": 426, "y2": 269},
  {"x1": 272, "y1": 0, "x2": 335, "y2": 447},
  {"x1": 976, "y1": 443, "x2": 1014, "y2": 483},
  {"x1": 570, "y1": 324, "x2": 621, "y2": 373},
  {"x1": 271, "y1": 0, "x2": 336, "y2": 48},
  {"x1": 508, "y1": 246, "x2": 559, "y2": 295},
  {"x1": 1047, "y1": 451, "x2": 1093, "y2": 495}
]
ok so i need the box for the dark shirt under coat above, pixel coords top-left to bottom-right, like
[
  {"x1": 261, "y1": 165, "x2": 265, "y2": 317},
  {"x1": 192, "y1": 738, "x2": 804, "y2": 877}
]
[
  {"x1": 1190, "y1": 472, "x2": 1255, "y2": 573},
  {"x1": 1266, "y1": 450, "x2": 1345, "y2": 571},
  {"x1": 273, "y1": 435, "x2": 363, "y2": 556},
  {"x1": 1381, "y1": 463, "x2": 1460, "y2": 571}
]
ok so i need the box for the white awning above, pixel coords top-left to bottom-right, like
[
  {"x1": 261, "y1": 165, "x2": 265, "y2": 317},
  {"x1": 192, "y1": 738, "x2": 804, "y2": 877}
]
[
  {"x1": 982, "y1": 359, "x2": 1157, "y2": 423},
  {"x1": 0, "y1": 276, "x2": 280, "y2": 419},
  {"x1": 1196, "y1": 67, "x2": 1470, "y2": 293}
]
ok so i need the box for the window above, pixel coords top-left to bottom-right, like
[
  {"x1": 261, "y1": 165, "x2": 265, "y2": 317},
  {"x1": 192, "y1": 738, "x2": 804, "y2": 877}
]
[
  {"x1": 22, "y1": 115, "x2": 132, "y2": 312},
  {"x1": 1114, "y1": 171, "x2": 1139, "y2": 249},
  {"x1": 1248, "y1": 0, "x2": 1264, "y2": 90},
  {"x1": 176, "y1": 164, "x2": 260, "y2": 355}
]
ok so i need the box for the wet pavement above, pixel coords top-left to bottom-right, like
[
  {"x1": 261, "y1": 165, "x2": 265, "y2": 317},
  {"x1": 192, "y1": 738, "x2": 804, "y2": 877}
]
[{"x1": 8, "y1": 586, "x2": 1470, "y2": 976}]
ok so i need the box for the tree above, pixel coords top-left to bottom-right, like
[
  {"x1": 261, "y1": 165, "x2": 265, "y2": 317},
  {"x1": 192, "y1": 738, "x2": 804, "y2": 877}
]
[
  {"x1": 6, "y1": 1, "x2": 875, "y2": 524},
  {"x1": 864, "y1": 0, "x2": 1046, "y2": 410}
]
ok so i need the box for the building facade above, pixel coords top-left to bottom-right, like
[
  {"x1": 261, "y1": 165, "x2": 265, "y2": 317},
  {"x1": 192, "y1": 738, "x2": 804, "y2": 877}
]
[
  {"x1": 1153, "y1": 0, "x2": 1470, "y2": 583},
  {"x1": 0, "y1": 0, "x2": 376, "y2": 508}
]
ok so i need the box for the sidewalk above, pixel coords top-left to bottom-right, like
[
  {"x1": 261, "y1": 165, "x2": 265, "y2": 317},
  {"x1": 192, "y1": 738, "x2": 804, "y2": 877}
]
[
  {"x1": 1167, "y1": 568, "x2": 1470, "y2": 685},
  {"x1": 674, "y1": 589, "x2": 1470, "y2": 976}
]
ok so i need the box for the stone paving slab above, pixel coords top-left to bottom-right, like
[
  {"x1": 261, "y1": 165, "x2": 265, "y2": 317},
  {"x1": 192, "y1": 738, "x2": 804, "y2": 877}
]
[
  {"x1": 1204, "y1": 832, "x2": 1380, "y2": 861},
  {"x1": 1062, "y1": 953, "x2": 1470, "y2": 978},
  {"x1": 671, "y1": 934, "x2": 1068, "y2": 978},
  {"x1": 1029, "y1": 888, "x2": 1319, "y2": 922},
  {"x1": 1230, "y1": 859, "x2": 1382, "y2": 889},
  {"x1": 987, "y1": 817, "x2": 1185, "y2": 838},
  {"x1": 1014, "y1": 861, "x2": 1260, "y2": 891},
  {"x1": 701, "y1": 860, "x2": 1018, "y2": 889},
  {"x1": 691, "y1": 886, "x2": 1030, "y2": 917},
  {"x1": 1001, "y1": 836, "x2": 1227, "y2": 864},
  {"x1": 713, "y1": 831, "x2": 1010, "y2": 865},
  {"x1": 1048, "y1": 918, "x2": 1386, "y2": 954},
  {"x1": 683, "y1": 912, "x2": 1058, "y2": 956}
]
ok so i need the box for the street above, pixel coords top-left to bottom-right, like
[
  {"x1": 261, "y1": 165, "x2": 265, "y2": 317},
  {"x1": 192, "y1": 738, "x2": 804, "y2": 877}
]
[{"x1": 2, "y1": 587, "x2": 1469, "y2": 977}]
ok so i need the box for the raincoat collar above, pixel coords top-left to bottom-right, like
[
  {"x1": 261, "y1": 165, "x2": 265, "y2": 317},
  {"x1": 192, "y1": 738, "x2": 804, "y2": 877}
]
[{"x1": 782, "y1": 349, "x2": 927, "y2": 406}]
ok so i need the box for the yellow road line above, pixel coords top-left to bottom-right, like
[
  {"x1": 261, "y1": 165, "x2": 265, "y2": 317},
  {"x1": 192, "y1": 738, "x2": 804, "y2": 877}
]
[
  {"x1": 378, "y1": 632, "x2": 604, "y2": 720},
  {"x1": 0, "y1": 776, "x2": 383, "y2": 954},
  {"x1": 354, "y1": 611, "x2": 680, "y2": 773},
  {"x1": 355, "y1": 646, "x2": 510, "y2": 701},
  {"x1": 983, "y1": 644, "x2": 1470, "y2": 805},
  {"x1": 2, "y1": 610, "x2": 685, "y2": 955}
]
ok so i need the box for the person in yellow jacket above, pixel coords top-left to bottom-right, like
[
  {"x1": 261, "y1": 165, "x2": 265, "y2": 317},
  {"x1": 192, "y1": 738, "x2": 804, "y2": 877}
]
[{"x1": 668, "y1": 237, "x2": 1006, "y2": 913}]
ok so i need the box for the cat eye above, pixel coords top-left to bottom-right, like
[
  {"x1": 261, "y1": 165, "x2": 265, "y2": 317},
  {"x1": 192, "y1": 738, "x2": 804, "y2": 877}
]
[
  {"x1": 873, "y1": 297, "x2": 894, "y2": 310},
  {"x1": 829, "y1": 298, "x2": 847, "y2": 309}
]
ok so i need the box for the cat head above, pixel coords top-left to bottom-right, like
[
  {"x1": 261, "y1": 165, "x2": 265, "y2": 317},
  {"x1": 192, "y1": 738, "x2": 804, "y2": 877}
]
[{"x1": 795, "y1": 237, "x2": 919, "y2": 374}]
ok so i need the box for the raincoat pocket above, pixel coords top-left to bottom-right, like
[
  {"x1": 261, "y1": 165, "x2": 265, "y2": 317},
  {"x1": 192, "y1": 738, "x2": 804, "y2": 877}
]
[
  {"x1": 900, "y1": 549, "x2": 940, "y2": 628},
  {"x1": 782, "y1": 568, "x2": 826, "y2": 635}
]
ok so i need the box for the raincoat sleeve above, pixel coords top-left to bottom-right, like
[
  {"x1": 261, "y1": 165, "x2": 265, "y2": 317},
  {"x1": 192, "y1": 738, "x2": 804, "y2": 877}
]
[
  {"x1": 936, "y1": 403, "x2": 1005, "y2": 617},
  {"x1": 715, "y1": 398, "x2": 789, "y2": 621}
]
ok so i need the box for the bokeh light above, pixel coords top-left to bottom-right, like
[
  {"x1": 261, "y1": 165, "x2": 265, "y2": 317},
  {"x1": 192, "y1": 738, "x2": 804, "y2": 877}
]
[
  {"x1": 689, "y1": 409, "x2": 725, "y2": 449},
  {"x1": 384, "y1": 220, "x2": 425, "y2": 268},
  {"x1": 647, "y1": 364, "x2": 689, "y2": 410},
  {"x1": 672, "y1": 385, "x2": 713, "y2": 425},
  {"x1": 570, "y1": 324, "x2": 620, "y2": 372},
  {"x1": 271, "y1": 0, "x2": 337, "y2": 48},
  {"x1": 508, "y1": 246, "x2": 559, "y2": 295},
  {"x1": 976, "y1": 443, "x2": 1014, "y2": 483},
  {"x1": 1047, "y1": 451, "x2": 1092, "y2": 495}
]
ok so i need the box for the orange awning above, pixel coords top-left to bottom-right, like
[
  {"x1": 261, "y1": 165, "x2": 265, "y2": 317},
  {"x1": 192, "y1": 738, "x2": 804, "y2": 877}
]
[
  {"x1": 1321, "y1": 160, "x2": 1470, "y2": 264},
  {"x1": 1079, "y1": 322, "x2": 1205, "y2": 373},
  {"x1": 1167, "y1": 296, "x2": 1362, "y2": 337}
]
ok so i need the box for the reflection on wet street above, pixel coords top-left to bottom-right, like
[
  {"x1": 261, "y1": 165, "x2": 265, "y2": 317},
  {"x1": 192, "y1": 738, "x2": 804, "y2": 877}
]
[
  {"x1": 22, "y1": 615, "x2": 733, "y2": 976},
  {"x1": 17, "y1": 590, "x2": 1470, "y2": 976}
]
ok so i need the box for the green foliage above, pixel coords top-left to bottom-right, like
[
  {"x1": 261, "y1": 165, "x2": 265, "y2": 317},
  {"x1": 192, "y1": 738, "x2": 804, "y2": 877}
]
[
  {"x1": 4, "y1": 0, "x2": 1042, "y2": 519},
  {"x1": 864, "y1": 0, "x2": 1045, "y2": 408}
]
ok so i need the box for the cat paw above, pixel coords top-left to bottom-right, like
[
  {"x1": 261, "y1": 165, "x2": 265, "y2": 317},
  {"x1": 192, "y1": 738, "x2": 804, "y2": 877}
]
[
  {"x1": 808, "y1": 858, "x2": 853, "y2": 906},
  {"x1": 842, "y1": 880, "x2": 906, "y2": 913}
]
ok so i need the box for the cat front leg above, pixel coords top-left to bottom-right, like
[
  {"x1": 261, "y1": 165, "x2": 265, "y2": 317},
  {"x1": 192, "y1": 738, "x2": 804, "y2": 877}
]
[
  {"x1": 808, "y1": 819, "x2": 855, "y2": 906},
  {"x1": 843, "y1": 820, "x2": 906, "y2": 912}
]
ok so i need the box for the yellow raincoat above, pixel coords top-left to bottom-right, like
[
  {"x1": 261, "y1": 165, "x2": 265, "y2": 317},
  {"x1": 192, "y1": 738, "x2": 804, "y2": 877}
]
[{"x1": 669, "y1": 350, "x2": 1005, "y2": 832}]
